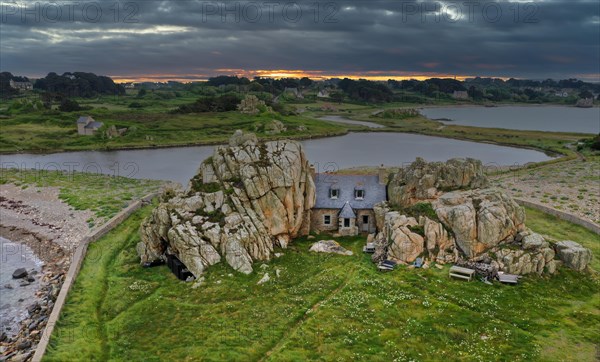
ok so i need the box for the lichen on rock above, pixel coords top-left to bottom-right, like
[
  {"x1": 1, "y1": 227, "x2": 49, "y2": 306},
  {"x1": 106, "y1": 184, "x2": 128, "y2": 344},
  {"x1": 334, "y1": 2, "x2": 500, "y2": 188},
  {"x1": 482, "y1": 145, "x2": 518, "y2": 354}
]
[
  {"x1": 388, "y1": 157, "x2": 488, "y2": 208},
  {"x1": 138, "y1": 131, "x2": 316, "y2": 276}
]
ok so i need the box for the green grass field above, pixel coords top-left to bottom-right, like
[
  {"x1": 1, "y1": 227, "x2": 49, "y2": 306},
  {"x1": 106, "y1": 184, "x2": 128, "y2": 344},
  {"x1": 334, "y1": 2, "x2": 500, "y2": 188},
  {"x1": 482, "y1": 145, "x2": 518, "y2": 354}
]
[
  {"x1": 0, "y1": 94, "x2": 354, "y2": 154},
  {"x1": 44, "y1": 206, "x2": 600, "y2": 361}
]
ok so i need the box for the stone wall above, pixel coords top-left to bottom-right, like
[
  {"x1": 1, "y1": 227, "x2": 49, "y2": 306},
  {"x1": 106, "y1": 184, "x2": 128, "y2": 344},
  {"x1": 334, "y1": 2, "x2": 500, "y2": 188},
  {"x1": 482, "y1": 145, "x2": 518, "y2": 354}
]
[
  {"x1": 32, "y1": 192, "x2": 159, "y2": 362},
  {"x1": 311, "y1": 208, "x2": 339, "y2": 232}
]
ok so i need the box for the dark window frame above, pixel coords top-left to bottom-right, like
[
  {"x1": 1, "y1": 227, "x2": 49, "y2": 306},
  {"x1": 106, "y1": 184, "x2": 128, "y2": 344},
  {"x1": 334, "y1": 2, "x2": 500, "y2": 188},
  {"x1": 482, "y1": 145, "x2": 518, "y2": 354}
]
[
  {"x1": 330, "y1": 188, "x2": 339, "y2": 199},
  {"x1": 354, "y1": 189, "x2": 365, "y2": 199}
]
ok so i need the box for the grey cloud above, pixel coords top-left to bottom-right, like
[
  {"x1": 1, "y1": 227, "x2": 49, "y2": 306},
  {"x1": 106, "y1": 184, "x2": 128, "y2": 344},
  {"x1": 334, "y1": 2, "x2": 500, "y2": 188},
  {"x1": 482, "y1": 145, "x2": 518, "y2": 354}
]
[{"x1": 0, "y1": 0, "x2": 598, "y2": 80}]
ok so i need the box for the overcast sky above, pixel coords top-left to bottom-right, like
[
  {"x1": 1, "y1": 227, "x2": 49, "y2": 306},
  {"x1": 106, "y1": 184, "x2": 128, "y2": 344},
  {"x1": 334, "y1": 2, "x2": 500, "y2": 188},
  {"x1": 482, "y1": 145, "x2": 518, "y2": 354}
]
[{"x1": 1, "y1": 0, "x2": 598, "y2": 81}]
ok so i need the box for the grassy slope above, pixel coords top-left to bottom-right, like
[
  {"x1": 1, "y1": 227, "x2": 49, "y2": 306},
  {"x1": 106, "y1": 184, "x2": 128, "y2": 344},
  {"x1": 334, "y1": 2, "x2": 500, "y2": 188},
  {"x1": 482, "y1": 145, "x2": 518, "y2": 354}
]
[
  {"x1": 45, "y1": 207, "x2": 599, "y2": 361},
  {"x1": 0, "y1": 169, "x2": 163, "y2": 224},
  {"x1": 0, "y1": 95, "x2": 350, "y2": 153}
]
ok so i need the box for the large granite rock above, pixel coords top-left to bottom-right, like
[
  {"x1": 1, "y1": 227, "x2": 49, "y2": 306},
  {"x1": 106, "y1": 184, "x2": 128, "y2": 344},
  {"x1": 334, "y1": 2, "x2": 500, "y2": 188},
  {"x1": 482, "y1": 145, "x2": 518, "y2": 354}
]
[
  {"x1": 388, "y1": 157, "x2": 488, "y2": 208},
  {"x1": 555, "y1": 241, "x2": 592, "y2": 271},
  {"x1": 309, "y1": 240, "x2": 353, "y2": 256},
  {"x1": 421, "y1": 216, "x2": 456, "y2": 263},
  {"x1": 433, "y1": 189, "x2": 525, "y2": 258},
  {"x1": 383, "y1": 213, "x2": 424, "y2": 263},
  {"x1": 138, "y1": 131, "x2": 316, "y2": 276},
  {"x1": 371, "y1": 211, "x2": 456, "y2": 264}
]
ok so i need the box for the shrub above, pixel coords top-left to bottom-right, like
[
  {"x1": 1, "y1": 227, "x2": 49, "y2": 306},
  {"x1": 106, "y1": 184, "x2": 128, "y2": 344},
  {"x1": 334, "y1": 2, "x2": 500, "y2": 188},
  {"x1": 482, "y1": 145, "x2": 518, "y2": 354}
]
[
  {"x1": 59, "y1": 98, "x2": 81, "y2": 112},
  {"x1": 404, "y1": 202, "x2": 439, "y2": 221}
]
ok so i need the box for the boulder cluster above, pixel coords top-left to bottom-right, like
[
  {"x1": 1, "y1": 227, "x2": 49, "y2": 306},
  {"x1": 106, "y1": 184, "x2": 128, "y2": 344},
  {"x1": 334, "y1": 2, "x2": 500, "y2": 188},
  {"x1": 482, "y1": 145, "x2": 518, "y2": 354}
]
[
  {"x1": 372, "y1": 158, "x2": 593, "y2": 274},
  {"x1": 137, "y1": 133, "x2": 593, "y2": 277},
  {"x1": 138, "y1": 131, "x2": 315, "y2": 276},
  {"x1": 388, "y1": 157, "x2": 488, "y2": 207}
]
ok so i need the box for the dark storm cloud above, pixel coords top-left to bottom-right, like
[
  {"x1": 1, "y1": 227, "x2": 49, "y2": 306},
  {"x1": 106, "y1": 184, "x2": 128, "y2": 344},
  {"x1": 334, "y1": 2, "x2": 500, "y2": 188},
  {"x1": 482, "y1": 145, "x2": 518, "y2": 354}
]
[{"x1": 0, "y1": 0, "x2": 598, "y2": 80}]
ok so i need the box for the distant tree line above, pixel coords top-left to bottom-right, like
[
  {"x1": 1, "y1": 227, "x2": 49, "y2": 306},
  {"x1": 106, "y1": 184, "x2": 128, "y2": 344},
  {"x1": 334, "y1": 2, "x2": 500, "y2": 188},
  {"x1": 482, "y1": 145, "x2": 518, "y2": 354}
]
[
  {"x1": 337, "y1": 78, "x2": 394, "y2": 103},
  {"x1": 172, "y1": 94, "x2": 242, "y2": 113},
  {"x1": 34, "y1": 72, "x2": 125, "y2": 98},
  {"x1": 205, "y1": 75, "x2": 313, "y2": 94}
]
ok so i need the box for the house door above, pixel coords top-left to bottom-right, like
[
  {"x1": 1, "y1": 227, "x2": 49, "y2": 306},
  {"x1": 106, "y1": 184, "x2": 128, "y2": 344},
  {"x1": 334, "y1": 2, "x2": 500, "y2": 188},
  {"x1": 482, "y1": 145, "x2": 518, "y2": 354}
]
[{"x1": 361, "y1": 215, "x2": 369, "y2": 232}]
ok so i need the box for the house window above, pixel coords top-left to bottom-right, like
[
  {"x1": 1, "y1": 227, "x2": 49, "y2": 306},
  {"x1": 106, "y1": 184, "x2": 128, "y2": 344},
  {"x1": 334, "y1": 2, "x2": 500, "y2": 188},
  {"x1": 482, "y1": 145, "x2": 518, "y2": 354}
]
[
  {"x1": 323, "y1": 215, "x2": 331, "y2": 225},
  {"x1": 354, "y1": 189, "x2": 365, "y2": 200},
  {"x1": 343, "y1": 218, "x2": 351, "y2": 228},
  {"x1": 329, "y1": 188, "x2": 339, "y2": 199}
]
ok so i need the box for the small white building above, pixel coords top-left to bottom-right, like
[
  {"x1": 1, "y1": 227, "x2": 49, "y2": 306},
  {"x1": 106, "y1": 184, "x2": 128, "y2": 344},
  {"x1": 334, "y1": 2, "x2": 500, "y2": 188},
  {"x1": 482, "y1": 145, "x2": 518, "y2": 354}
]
[
  {"x1": 452, "y1": 90, "x2": 469, "y2": 100},
  {"x1": 76, "y1": 116, "x2": 104, "y2": 135},
  {"x1": 9, "y1": 80, "x2": 33, "y2": 90}
]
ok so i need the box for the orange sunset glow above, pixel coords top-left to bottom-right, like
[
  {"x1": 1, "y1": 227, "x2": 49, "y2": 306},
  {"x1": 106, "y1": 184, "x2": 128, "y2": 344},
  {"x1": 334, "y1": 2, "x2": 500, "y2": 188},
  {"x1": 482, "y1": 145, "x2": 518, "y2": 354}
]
[{"x1": 110, "y1": 70, "x2": 478, "y2": 83}]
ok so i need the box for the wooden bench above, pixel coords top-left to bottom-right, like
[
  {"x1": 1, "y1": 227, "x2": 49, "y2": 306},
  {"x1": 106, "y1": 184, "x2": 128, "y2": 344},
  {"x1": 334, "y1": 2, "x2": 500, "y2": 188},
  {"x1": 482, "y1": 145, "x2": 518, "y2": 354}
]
[
  {"x1": 449, "y1": 266, "x2": 476, "y2": 281},
  {"x1": 378, "y1": 260, "x2": 397, "y2": 272},
  {"x1": 498, "y1": 273, "x2": 520, "y2": 284},
  {"x1": 363, "y1": 242, "x2": 376, "y2": 253}
]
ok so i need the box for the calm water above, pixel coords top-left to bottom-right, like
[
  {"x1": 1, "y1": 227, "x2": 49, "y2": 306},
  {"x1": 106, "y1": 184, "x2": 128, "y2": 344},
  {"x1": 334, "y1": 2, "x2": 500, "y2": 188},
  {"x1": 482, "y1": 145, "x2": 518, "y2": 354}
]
[
  {"x1": 420, "y1": 106, "x2": 600, "y2": 134},
  {"x1": 0, "y1": 133, "x2": 553, "y2": 185}
]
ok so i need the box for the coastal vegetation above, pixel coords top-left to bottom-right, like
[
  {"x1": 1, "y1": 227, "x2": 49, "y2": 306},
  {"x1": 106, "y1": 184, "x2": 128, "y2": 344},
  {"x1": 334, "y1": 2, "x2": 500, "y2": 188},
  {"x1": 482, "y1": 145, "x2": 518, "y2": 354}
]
[
  {"x1": 44, "y1": 205, "x2": 599, "y2": 361},
  {"x1": 0, "y1": 168, "x2": 163, "y2": 223},
  {"x1": 491, "y1": 156, "x2": 600, "y2": 223},
  {"x1": 1, "y1": 73, "x2": 597, "y2": 155}
]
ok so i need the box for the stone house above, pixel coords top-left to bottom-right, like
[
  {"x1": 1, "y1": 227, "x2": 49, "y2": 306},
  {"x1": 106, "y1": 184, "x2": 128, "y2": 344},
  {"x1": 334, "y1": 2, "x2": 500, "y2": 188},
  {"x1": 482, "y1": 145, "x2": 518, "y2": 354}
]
[
  {"x1": 317, "y1": 90, "x2": 330, "y2": 98},
  {"x1": 9, "y1": 80, "x2": 33, "y2": 90},
  {"x1": 76, "y1": 116, "x2": 104, "y2": 135},
  {"x1": 311, "y1": 167, "x2": 387, "y2": 236},
  {"x1": 452, "y1": 90, "x2": 469, "y2": 100}
]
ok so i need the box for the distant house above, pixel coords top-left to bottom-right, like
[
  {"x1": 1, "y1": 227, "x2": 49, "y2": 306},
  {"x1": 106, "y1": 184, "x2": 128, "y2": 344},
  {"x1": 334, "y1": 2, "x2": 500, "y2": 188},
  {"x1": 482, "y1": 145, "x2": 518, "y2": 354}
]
[
  {"x1": 76, "y1": 116, "x2": 104, "y2": 135},
  {"x1": 317, "y1": 89, "x2": 330, "y2": 98},
  {"x1": 310, "y1": 167, "x2": 388, "y2": 236},
  {"x1": 284, "y1": 87, "x2": 303, "y2": 99},
  {"x1": 9, "y1": 80, "x2": 33, "y2": 91},
  {"x1": 452, "y1": 90, "x2": 469, "y2": 100}
]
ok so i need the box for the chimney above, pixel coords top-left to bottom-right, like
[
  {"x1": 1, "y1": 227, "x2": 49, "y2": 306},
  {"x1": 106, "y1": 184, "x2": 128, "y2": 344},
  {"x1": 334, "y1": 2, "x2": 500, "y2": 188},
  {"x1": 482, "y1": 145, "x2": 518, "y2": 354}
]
[
  {"x1": 309, "y1": 164, "x2": 316, "y2": 180},
  {"x1": 378, "y1": 164, "x2": 387, "y2": 185}
]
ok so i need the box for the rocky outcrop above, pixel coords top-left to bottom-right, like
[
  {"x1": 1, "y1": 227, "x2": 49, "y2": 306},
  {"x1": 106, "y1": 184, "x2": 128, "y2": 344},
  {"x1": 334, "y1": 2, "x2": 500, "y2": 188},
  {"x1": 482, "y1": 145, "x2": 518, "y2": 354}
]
[
  {"x1": 309, "y1": 240, "x2": 353, "y2": 256},
  {"x1": 373, "y1": 158, "x2": 591, "y2": 276},
  {"x1": 469, "y1": 231, "x2": 556, "y2": 275},
  {"x1": 555, "y1": 241, "x2": 592, "y2": 271},
  {"x1": 138, "y1": 131, "x2": 316, "y2": 276},
  {"x1": 388, "y1": 158, "x2": 488, "y2": 208},
  {"x1": 373, "y1": 202, "x2": 389, "y2": 231},
  {"x1": 421, "y1": 216, "x2": 456, "y2": 263},
  {"x1": 264, "y1": 120, "x2": 287, "y2": 135},
  {"x1": 380, "y1": 212, "x2": 424, "y2": 263},
  {"x1": 371, "y1": 211, "x2": 455, "y2": 264},
  {"x1": 433, "y1": 189, "x2": 525, "y2": 258},
  {"x1": 238, "y1": 94, "x2": 270, "y2": 115}
]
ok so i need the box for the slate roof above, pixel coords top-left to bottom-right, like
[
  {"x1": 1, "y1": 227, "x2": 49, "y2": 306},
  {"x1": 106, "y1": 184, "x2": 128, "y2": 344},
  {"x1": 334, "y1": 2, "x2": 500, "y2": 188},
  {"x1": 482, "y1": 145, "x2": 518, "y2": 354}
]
[
  {"x1": 313, "y1": 174, "x2": 387, "y2": 209},
  {"x1": 85, "y1": 121, "x2": 104, "y2": 129},
  {"x1": 77, "y1": 116, "x2": 94, "y2": 124},
  {"x1": 339, "y1": 202, "x2": 357, "y2": 218}
]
